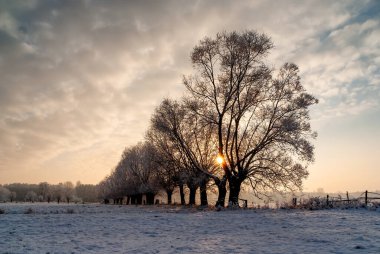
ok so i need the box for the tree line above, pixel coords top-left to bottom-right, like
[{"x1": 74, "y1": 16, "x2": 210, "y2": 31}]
[
  {"x1": 100, "y1": 30, "x2": 318, "y2": 207},
  {"x1": 0, "y1": 182, "x2": 98, "y2": 203}
]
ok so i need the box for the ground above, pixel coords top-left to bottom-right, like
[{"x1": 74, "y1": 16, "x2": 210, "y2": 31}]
[{"x1": 0, "y1": 203, "x2": 379, "y2": 253}]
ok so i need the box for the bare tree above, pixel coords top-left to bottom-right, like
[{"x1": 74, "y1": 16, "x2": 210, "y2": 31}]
[
  {"x1": 110, "y1": 156, "x2": 129, "y2": 204},
  {"x1": 144, "y1": 135, "x2": 180, "y2": 204},
  {"x1": 150, "y1": 98, "x2": 220, "y2": 206},
  {"x1": 123, "y1": 142, "x2": 159, "y2": 205},
  {"x1": 97, "y1": 176, "x2": 113, "y2": 204},
  {"x1": 184, "y1": 31, "x2": 317, "y2": 206},
  {"x1": 98, "y1": 150, "x2": 138, "y2": 205}
]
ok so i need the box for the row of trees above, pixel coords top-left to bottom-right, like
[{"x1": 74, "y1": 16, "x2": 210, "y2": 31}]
[
  {"x1": 0, "y1": 182, "x2": 98, "y2": 203},
  {"x1": 99, "y1": 30, "x2": 318, "y2": 207}
]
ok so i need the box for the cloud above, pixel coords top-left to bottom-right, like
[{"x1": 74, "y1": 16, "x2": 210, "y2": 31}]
[{"x1": 0, "y1": 0, "x2": 378, "y2": 184}]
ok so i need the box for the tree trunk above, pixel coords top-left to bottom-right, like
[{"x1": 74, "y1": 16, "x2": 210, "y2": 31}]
[
  {"x1": 130, "y1": 195, "x2": 136, "y2": 205},
  {"x1": 228, "y1": 176, "x2": 242, "y2": 207},
  {"x1": 179, "y1": 184, "x2": 185, "y2": 205},
  {"x1": 126, "y1": 196, "x2": 130, "y2": 205},
  {"x1": 136, "y1": 194, "x2": 143, "y2": 205},
  {"x1": 200, "y1": 182, "x2": 208, "y2": 206},
  {"x1": 146, "y1": 193, "x2": 155, "y2": 205},
  {"x1": 166, "y1": 190, "x2": 173, "y2": 204},
  {"x1": 215, "y1": 176, "x2": 227, "y2": 207},
  {"x1": 188, "y1": 186, "x2": 197, "y2": 205}
]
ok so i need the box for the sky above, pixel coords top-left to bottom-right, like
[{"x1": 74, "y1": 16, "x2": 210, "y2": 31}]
[{"x1": 0, "y1": 0, "x2": 379, "y2": 192}]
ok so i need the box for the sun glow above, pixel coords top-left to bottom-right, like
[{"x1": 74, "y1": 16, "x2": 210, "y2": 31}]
[{"x1": 216, "y1": 154, "x2": 224, "y2": 165}]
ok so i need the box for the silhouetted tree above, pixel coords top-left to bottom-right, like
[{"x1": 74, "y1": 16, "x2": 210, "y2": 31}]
[
  {"x1": 184, "y1": 31, "x2": 317, "y2": 206},
  {"x1": 150, "y1": 99, "x2": 219, "y2": 206},
  {"x1": 147, "y1": 124, "x2": 190, "y2": 205}
]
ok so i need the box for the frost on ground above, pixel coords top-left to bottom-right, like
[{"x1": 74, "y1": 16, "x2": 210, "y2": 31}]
[{"x1": 0, "y1": 203, "x2": 379, "y2": 254}]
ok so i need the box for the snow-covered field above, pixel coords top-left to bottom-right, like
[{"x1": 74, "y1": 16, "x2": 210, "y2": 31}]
[{"x1": 0, "y1": 203, "x2": 379, "y2": 254}]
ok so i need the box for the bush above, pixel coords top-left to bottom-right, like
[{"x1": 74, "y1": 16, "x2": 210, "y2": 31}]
[{"x1": 25, "y1": 208, "x2": 34, "y2": 214}]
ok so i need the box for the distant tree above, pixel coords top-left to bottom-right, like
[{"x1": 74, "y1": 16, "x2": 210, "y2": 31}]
[
  {"x1": 184, "y1": 31, "x2": 317, "y2": 206},
  {"x1": 0, "y1": 186, "x2": 11, "y2": 202},
  {"x1": 123, "y1": 143, "x2": 160, "y2": 205},
  {"x1": 10, "y1": 191, "x2": 17, "y2": 202},
  {"x1": 38, "y1": 182, "x2": 50, "y2": 202},
  {"x1": 113, "y1": 157, "x2": 130, "y2": 204},
  {"x1": 5, "y1": 183, "x2": 39, "y2": 202},
  {"x1": 97, "y1": 177, "x2": 113, "y2": 204},
  {"x1": 53, "y1": 183, "x2": 64, "y2": 203},
  {"x1": 99, "y1": 143, "x2": 161, "y2": 205},
  {"x1": 45, "y1": 187, "x2": 54, "y2": 203},
  {"x1": 103, "y1": 154, "x2": 130, "y2": 205},
  {"x1": 75, "y1": 182, "x2": 98, "y2": 203},
  {"x1": 62, "y1": 181, "x2": 75, "y2": 203},
  {"x1": 25, "y1": 190, "x2": 38, "y2": 202}
]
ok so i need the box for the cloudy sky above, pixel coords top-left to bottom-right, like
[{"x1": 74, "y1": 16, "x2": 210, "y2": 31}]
[{"x1": 0, "y1": 0, "x2": 379, "y2": 192}]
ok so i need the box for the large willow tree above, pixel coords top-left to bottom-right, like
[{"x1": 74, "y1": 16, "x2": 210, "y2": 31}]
[{"x1": 184, "y1": 31, "x2": 318, "y2": 206}]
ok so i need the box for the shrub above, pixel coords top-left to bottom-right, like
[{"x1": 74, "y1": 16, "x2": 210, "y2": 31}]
[{"x1": 25, "y1": 208, "x2": 34, "y2": 214}]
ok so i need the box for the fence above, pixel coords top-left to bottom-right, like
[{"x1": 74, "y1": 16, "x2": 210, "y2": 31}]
[
  {"x1": 308, "y1": 191, "x2": 380, "y2": 207},
  {"x1": 359, "y1": 191, "x2": 380, "y2": 206},
  {"x1": 326, "y1": 191, "x2": 380, "y2": 206},
  {"x1": 293, "y1": 190, "x2": 380, "y2": 209}
]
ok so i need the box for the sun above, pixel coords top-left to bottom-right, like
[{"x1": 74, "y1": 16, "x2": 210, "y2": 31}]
[{"x1": 216, "y1": 154, "x2": 224, "y2": 165}]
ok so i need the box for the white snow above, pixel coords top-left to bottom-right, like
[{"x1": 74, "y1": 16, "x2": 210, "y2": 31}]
[{"x1": 0, "y1": 203, "x2": 379, "y2": 253}]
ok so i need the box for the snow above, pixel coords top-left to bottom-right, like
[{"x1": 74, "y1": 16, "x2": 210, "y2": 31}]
[{"x1": 0, "y1": 203, "x2": 379, "y2": 253}]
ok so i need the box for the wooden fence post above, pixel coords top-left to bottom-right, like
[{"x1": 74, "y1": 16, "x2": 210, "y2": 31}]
[
  {"x1": 365, "y1": 190, "x2": 368, "y2": 206},
  {"x1": 326, "y1": 195, "x2": 329, "y2": 206},
  {"x1": 346, "y1": 191, "x2": 349, "y2": 202}
]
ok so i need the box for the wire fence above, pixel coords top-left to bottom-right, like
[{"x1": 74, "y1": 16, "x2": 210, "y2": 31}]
[{"x1": 291, "y1": 190, "x2": 380, "y2": 210}]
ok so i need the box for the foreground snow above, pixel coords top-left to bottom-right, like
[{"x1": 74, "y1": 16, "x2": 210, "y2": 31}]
[{"x1": 0, "y1": 203, "x2": 379, "y2": 253}]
